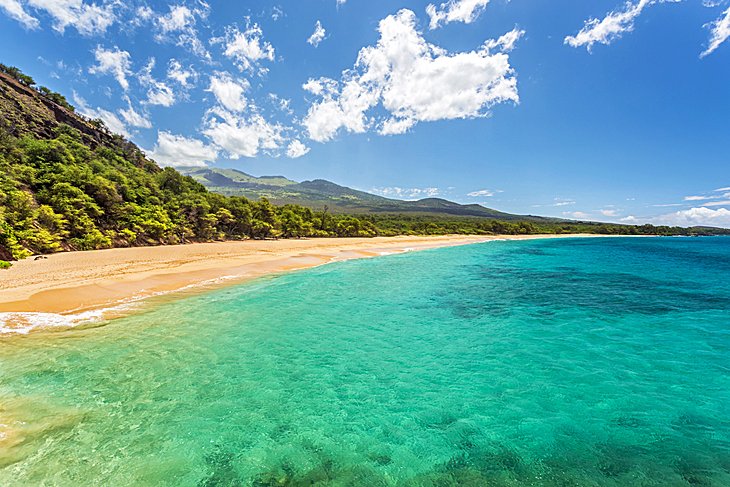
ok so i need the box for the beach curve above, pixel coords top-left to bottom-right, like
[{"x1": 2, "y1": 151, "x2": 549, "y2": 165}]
[{"x1": 0, "y1": 234, "x2": 603, "y2": 334}]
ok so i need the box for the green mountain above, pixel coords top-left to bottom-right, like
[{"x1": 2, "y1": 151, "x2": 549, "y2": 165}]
[
  {"x1": 179, "y1": 167, "x2": 542, "y2": 220},
  {"x1": 1, "y1": 63, "x2": 725, "y2": 264},
  {"x1": 0, "y1": 64, "x2": 389, "y2": 262}
]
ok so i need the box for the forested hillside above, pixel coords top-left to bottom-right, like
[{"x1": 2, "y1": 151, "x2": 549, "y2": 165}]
[
  {"x1": 179, "y1": 167, "x2": 529, "y2": 219},
  {"x1": 1, "y1": 65, "x2": 727, "y2": 266},
  {"x1": 0, "y1": 66, "x2": 383, "y2": 263}
]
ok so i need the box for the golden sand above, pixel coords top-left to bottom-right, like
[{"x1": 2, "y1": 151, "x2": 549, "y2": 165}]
[{"x1": 0, "y1": 235, "x2": 599, "y2": 319}]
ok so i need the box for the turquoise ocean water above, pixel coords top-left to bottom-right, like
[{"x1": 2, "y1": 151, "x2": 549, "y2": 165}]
[{"x1": 1, "y1": 237, "x2": 729, "y2": 486}]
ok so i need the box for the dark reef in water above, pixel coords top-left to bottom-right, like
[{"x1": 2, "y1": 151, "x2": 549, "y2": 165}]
[{"x1": 194, "y1": 428, "x2": 730, "y2": 486}]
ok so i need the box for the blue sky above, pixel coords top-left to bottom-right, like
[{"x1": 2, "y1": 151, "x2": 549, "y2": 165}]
[{"x1": 1, "y1": 0, "x2": 729, "y2": 227}]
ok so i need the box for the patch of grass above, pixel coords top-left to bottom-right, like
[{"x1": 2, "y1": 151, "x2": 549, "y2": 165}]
[{"x1": 0, "y1": 260, "x2": 12, "y2": 270}]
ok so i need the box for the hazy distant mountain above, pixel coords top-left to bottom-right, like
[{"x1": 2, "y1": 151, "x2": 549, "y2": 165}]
[{"x1": 179, "y1": 167, "x2": 547, "y2": 221}]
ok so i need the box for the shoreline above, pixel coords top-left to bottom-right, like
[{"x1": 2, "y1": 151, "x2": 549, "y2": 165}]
[{"x1": 0, "y1": 234, "x2": 611, "y2": 334}]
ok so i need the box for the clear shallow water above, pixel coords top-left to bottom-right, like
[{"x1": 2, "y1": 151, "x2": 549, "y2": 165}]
[{"x1": 1, "y1": 237, "x2": 730, "y2": 486}]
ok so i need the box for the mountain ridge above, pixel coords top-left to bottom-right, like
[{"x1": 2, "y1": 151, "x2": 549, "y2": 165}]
[
  {"x1": 2, "y1": 61, "x2": 726, "y2": 266},
  {"x1": 179, "y1": 167, "x2": 550, "y2": 221}
]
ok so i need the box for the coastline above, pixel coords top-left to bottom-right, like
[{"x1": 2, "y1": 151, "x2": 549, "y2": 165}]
[{"x1": 0, "y1": 234, "x2": 605, "y2": 333}]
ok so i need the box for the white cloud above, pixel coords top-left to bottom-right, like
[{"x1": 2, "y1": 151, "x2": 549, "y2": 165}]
[
  {"x1": 654, "y1": 206, "x2": 730, "y2": 228},
  {"x1": 158, "y1": 4, "x2": 193, "y2": 32},
  {"x1": 89, "y1": 46, "x2": 131, "y2": 91},
  {"x1": 286, "y1": 140, "x2": 310, "y2": 158},
  {"x1": 600, "y1": 209, "x2": 619, "y2": 217},
  {"x1": 302, "y1": 9, "x2": 522, "y2": 142},
  {"x1": 484, "y1": 28, "x2": 524, "y2": 53},
  {"x1": 155, "y1": 4, "x2": 210, "y2": 59},
  {"x1": 268, "y1": 93, "x2": 293, "y2": 114},
  {"x1": 203, "y1": 107, "x2": 284, "y2": 159},
  {"x1": 271, "y1": 6, "x2": 283, "y2": 21},
  {"x1": 146, "y1": 85, "x2": 175, "y2": 107},
  {"x1": 139, "y1": 59, "x2": 175, "y2": 107},
  {"x1": 26, "y1": 0, "x2": 116, "y2": 35},
  {"x1": 380, "y1": 117, "x2": 416, "y2": 135},
  {"x1": 0, "y1": 0, "x2": 39, "y2": 29},
  {"x1": 216, "y1": 20, "x2": 275, "y2": 73},
  {"x1": 135, "y1": 5, "x2": 153, "y2": 22},
  {"x1": 147, "y1": 131, "x2": 218, "y2": 167},
  {"x1": 206, "y1": 73, "x2": 249, "y2": 112},
  {"x1": 553, "y1": 198, "x2": 575, "y2": 207},
  {"x1": 682, "y1": 189, "x2": 730, "y2": 202},
  {"x1": 426, "y1": 0, "x2": 490, "y2": 30},
  {"x1": 704, "y1": 200, "x2": 730, "y2": 207},
  {"x1": 467, "y1": 189, "x2": 496, "y2": 197},
  {"x1": 119, "y1": 98, "x2": 151, "y2": 129},
  {"x1": 201, "y1": 67, "x2": 288, "y2": 159},
  {"x1": 167, "y1": 59, "x2": 197, "y2": 88},
  {"x1": 370, "y1": 187, "x2": 441, "y2": 200},
  {"x1": 564, "y1": 211, "x2": 591, "y2": 219},
  {"x1": 564, "y1": 0, "x2": 678, "y2": 50},
  {"x1": 72, "y1": 91, "x2": 129, "y2": 137},
  {"x1": 701, "y1": 7, "x2": 730, "y2": 57},
  {"x1": 307, "y1": 20, "x2": 326, "y2": 47}
]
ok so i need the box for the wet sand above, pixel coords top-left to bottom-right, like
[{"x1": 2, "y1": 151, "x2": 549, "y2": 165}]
[{"x1": 0, "y1": 234, "x2": 602, "y2": 332}]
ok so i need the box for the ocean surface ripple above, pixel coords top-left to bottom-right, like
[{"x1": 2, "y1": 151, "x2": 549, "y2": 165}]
[{"x1": 1, "y1": 237, "x2": 729, "y2": 486}]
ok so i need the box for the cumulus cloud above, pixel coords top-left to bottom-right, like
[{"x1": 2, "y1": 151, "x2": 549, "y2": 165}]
[
  {"x1": 145, "y1": 86, "x2": 175, "y2": 106},
  {"x1": 147, "y1": 131, "x2": 218, "y2": 167},
  {"x1": 426, "y1": 0, "x2": 490, "y2": 30},
  {"x1": 565, "y1": 0, "x2": 676, "y2": 50},
  {"x1": 370, "y1": 187, "x2": 441, "y2": 200},
  {"x1": 654, "y1": 206, "x2": 730, "y2": 228},
  {"x1": 155, "y1": 3, "x2": 210, "y2": 59},
  {"x1": 119, "y1": 97, "x2": 151, "y2": 129},
  {"x1": 215, "y1": 20, "x2": 275, "y2": 73},
  {"x1": 307, "y1": 20, "x2": 326, "y2": 47},
  {"x1": 23, "y1": 0, "x2": 116, "y2": 35},
  {"x1": 89, "y1": 45, "x2": 131, "y2": 91},
  {"x1": 203, "y1": 108, "x2": 284, "y2": 159},
  {"x1": 0, "y1": 0, "x2": 39, "y2": 29},
  {"x1": 206, "y1": 73, "x2": 249, "y2": 112},
  {"x1": 701, "y1": 7, "x2": 730, "y2": 57},
  {"x1": 600, "y1": 209, "x2": 619, "y2": 217},
  {"x1": 135, "y1": 5, "x2": 153, "y2": 22},
  {"x1": 302, "y1": 9, "x2": 522, "y2": 142},
  {"x1": 139, "y1": 59, "x2": 175, "y2": 107},
  {"x1": 286, "y1": 140, "x2": 310, "y2": 158},
  {"x1": 167, "y1": 59, "x2": 197, "y2": 88},
  {"x1": 72, "y1": 91, "x2": 129, "y2": 137},
  {"x1": 200, "y1": 67, "x2": 288, "y2": 159}
]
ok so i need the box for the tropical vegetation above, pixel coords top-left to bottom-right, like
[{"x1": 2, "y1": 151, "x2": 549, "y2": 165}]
[{"x1": 0, "y1": 64, "x2": 727, "y2": 267}]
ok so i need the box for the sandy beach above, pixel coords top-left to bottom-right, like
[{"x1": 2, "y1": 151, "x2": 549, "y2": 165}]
[{"x1": 0, "y1": 234, "x2": 596, "y2": 332}]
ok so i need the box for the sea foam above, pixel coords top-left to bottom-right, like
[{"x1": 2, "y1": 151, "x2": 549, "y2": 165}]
[{"x1": 0, "y1": 274, "x2": 244, "y2": 335}]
